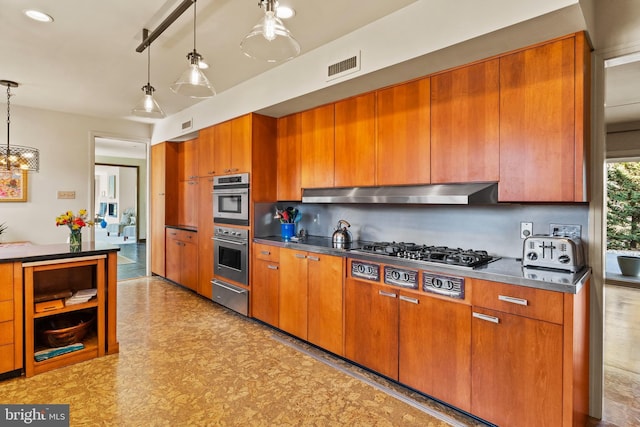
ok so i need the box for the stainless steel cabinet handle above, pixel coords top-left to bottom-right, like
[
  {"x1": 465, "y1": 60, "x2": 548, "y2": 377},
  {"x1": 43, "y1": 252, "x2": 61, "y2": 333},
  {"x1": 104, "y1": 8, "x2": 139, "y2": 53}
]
[
  {"x1": 399, "y1": 295, "x2": 419, "y2": 304},
  {"x1": 498, "y1": 295, "x2": 528, "y2": 306},
  {"x1": 307, "y1": 256, "x2": 320, "y2": 261},
  {"x1": 294, "y1": 253, "x2": 306, "y2": 259},
  {"x1": 378, "y1": 290, "x2": 397, "y2": 298},
  {"x1": 267, "y1": 265, "x2": 279, "y2": 270},
  {"x1": 260, "y1": 250, "x2": 271, "y2": 255},
  {"x1": 213, "y1": 280, "x2": 244, "y2": 294},
  {"x1": 473, "y1": 312, "x2": 500, "y2": 324}
]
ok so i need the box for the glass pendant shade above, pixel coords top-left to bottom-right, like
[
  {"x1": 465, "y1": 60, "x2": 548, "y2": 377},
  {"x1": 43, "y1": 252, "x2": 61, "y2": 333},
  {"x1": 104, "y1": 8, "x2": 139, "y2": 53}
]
[
  {"x1": 170, "y1": 51, "x2": 215, "y2": 98},
  {"x1": 241, "y1": 1, "x2": 300, "y2": 63},
  {"x1": 132, "y1": 84, "x2": 165, "y2": 118}
]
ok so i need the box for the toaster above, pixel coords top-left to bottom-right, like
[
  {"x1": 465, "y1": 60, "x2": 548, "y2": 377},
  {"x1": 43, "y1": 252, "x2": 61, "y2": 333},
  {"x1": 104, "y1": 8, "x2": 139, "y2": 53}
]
[{"x1": 522, "y1": 235, "x2": 585, "y2": 272}]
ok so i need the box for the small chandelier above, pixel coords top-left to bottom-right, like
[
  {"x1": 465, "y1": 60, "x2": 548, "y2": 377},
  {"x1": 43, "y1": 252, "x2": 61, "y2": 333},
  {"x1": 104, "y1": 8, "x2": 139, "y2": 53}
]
[
  {"x1": 240, "y1": 0, "x2": 300, "y2": 63},
  {"x1": 0, "y1": 80, "x2": 39, "y2": 172}
]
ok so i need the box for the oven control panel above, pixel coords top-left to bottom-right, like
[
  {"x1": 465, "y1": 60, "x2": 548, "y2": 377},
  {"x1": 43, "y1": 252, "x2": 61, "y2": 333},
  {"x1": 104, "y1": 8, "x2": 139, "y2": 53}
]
[
  {"x1": 422, "y1": 272, "x2": 465, "y2": 299},
  {"x1": 351, "y1": 261, "x2": 380, "y2": 282},
  {"x1": 384, "y1": 266, "x2": 418, "y2": 289}
]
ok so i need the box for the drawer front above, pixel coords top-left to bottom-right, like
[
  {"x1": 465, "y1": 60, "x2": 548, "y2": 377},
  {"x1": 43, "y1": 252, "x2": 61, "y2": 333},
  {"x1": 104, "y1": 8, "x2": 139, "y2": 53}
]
[
  {"x1": 255, "y1": 243, "x2": 279, "y2": 262},
  {"x1": 0, "y1": 263, "x2": 13, "y2": 301},
  {"x1": 0, "y1": 343, "x2": 14, "y2": 373},
  {"x1": 0, "y1": 300, "x2": 13, "y2": 323},
  {"x1": 166, "y1": 228, "x2": 198, "y2": 244},
  {"x1": 471, "y1": 278, "x2": 563, "y2": 324},
  {"x1": 0, "y1": 321, "x2": 13, "y2": 345}
]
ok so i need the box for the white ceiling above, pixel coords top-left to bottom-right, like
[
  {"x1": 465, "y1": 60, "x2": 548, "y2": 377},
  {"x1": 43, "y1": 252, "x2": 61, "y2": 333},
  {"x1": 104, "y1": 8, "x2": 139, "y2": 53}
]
[
  {"x1": 2, "y1": 0, "x2": 640, "y2": 159},
  {"x1": 0, "y1": 0, "x2": 417, "y2": 122}
]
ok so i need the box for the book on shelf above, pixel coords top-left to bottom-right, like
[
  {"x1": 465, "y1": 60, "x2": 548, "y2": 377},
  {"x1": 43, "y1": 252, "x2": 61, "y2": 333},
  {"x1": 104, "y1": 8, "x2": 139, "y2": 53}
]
[
  {"x1": 65, "y1": 288, "x2": 98, "y2": 306},
  {"x1": 34, "y1": 290, "x2": 73, "y2": 303},
  {"x1": 35, "y1": 299, "x2": 65, "y2": 313},
  {"x1": 34, "y1": 343, "x2": 84, "y2": 362}
]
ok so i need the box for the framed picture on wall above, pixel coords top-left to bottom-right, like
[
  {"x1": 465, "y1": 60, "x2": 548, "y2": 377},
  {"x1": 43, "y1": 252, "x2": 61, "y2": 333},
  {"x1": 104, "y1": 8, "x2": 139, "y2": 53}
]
[
  {"x1": 0, "y1": 170, "x2": 27, "y2": 202},
  {"x1": 108, "y1": 175, "x2": 116, "y2": 198}
]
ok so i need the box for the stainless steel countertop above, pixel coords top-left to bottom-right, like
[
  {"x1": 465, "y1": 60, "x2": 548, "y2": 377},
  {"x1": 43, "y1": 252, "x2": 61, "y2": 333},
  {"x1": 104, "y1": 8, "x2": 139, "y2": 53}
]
[{"x1": 254, "y1": 236, "x2": 591, "y2": 294}]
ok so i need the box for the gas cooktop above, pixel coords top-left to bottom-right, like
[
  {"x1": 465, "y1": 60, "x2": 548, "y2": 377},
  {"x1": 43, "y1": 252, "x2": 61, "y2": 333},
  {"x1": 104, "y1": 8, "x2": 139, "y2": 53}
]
[{"x1": 355, "y1": 242, "x2": 498, "y2": 268}]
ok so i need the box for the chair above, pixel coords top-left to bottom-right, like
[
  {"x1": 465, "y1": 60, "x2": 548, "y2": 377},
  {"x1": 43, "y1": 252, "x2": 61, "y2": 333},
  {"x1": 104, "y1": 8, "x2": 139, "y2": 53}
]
[{"x1": 106, "y1": 208, "x2": 136, "y2": 239}]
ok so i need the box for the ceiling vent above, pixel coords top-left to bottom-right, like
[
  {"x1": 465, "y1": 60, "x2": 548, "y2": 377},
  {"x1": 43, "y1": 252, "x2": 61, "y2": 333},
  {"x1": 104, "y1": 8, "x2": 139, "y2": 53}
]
[{"x1": 327, "y1": 51, "x2": 361, "y2": 81}]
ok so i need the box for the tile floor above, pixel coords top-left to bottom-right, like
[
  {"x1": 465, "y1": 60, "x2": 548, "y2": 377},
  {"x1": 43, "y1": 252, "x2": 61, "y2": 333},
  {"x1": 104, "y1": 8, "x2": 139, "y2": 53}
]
[{"x1": 0, "y1": 277, "x2": 485, "y2": 426}]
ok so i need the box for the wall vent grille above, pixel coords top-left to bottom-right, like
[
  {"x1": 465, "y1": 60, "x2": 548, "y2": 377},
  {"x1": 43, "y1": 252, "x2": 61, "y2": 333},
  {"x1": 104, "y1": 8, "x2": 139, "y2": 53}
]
[
  {"x1": 327, "y1": 52, "x2": 361, "y2": 81},
  {"x1": 181, "y1": 119, "x2": 193, "y2": 131}
]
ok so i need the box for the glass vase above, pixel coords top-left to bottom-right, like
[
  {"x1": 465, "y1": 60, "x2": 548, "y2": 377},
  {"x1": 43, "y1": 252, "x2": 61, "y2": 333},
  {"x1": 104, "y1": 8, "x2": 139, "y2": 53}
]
[{"x1": 70, "y1": 229, "x2": 82, "y2": 252}]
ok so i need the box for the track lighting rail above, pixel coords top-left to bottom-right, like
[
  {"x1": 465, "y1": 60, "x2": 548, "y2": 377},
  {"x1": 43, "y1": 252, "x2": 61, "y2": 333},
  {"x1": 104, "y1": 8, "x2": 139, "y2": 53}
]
[{"x1": 135, "y1": 0, "x2": 195, "y2": 53}]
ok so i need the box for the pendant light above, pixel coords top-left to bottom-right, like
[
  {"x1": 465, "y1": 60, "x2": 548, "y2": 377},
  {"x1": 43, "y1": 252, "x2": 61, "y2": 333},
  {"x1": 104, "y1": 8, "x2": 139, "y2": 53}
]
[
  {"x1": 0, "y1": 80, "x2": 39, "y2": 172},
  {"x1": 240, "y1": 0, "x2": 300, "y2": 63},
  {"x1": 132, "y1": 35, "x2": 165, "y2": 118},
  {"x1": 170, "y1": 0, "x2": 215, "y2": 98}
]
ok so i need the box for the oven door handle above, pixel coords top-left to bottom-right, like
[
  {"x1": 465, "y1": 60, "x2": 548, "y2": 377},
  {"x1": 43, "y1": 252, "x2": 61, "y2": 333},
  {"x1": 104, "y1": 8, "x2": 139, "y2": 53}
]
[
  {"x1": 214, "y1": 189, "x2": 249, "y2": 195},
  {"x1": 214, "y1": 237, "x2": 247, "y2": 246}
]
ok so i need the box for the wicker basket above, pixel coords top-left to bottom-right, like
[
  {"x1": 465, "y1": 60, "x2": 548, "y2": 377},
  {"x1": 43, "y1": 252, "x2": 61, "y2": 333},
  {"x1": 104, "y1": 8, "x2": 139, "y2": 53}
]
[{"x1": 39, "y1": 313, "x2": 95, "y2": 348}]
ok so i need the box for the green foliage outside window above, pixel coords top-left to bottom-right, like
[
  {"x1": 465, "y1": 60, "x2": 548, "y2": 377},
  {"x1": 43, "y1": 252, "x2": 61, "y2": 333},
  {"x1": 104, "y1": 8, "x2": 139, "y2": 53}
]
[{"x1": 607, "y1": 162, "x2": 640, "y2": 250}]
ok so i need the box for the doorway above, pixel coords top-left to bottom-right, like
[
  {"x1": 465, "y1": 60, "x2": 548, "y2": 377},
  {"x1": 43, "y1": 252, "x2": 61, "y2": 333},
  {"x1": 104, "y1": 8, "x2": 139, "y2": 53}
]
[{"x1": 94, "y1": 137, "x2": 149, "y2": 280}]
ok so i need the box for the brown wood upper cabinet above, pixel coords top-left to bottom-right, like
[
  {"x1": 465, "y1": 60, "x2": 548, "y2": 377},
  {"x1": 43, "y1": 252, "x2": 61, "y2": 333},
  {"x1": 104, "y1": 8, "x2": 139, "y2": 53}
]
[
  {"x1": 335, "y1": 93, "x2": 376, "y2": 187},
  {"x1": 431, "y1": 60, "x2": 499, "y2": 184},
  {"x1": 301, "y1": 104, "x2": 335, "y2": 189},
  {"x1": 376, "y1": 77, "x2": 431, "y2": 186},
  {"x1": 197, "y1": 126, "x2": 215, "y2": 177},
  {"x1": 212, "y1": 115, "x2": 251, "y2": 176},
  {"x1": 177, "y1": 138, "x2": 198, "y2": 181},
  {"x1": 277, "y1": 112, "x2": 302, "y2": 201},
  {"x1": 499, "y1": 33, "x2": 589, "y2": 202}
]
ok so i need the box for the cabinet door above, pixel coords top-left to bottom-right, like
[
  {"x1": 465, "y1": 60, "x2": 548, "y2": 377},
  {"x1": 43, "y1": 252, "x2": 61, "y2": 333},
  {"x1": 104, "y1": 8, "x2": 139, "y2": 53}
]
[
  {"x1": 197, "y1": 176, "x2": 214, "y2": 298},
  {"x1": 252, "y1": 258, "x2": 280, "y2": 326},
  {"x1": 431, "y1": 60, "x2": 499, "y2": 183},
  {"x1": 376, "y1": 78, "x2": 430, "y2": 186},
  {"x1": 213, "y1": 120, "x2": 232, "y2": 175},
  {"x1": 301, "y1": 104, "x2": 335, "y2": 189},
  {"x1": 345, "y1": 278, "x2": 399, "y2": 379},
  {"x1": 335, "y1": 93, "x2": 376, "y2": 187},
  {"x1": 178, "y1": 180, "x2": 198, "y2": 228},
  {"x1": 499, "y1": 36, "x2": 578, "y2": 201},
  {"x1": 307, "y1": 254, "x2": 344, "y2": 356},
  {"x1": 197, "y1": 126, "x2": 215, "y2": 177},
  {"x1": 471, "y1": 307, "x2": 563, "y2": 427},
  {"x1": 165, "y1": 231, "x2": 182, "y2": 284},
  {"x1": 277, "y1": 113, "x2": 302, "y2": 201},
  {"x1": 177, "y1": 138, "x2": 198, "y2": 181},
  {"x1": 181, "y1": 241, "x2": 199, "y2": 291},
  {"x1": 399, "y1": 293, "x2": 471, "y2": 412},
  {"x1": 278, "y1": 249, "x2": 308, "y2": 339},
  {"x1": 230, "y1": 114, "x2": 252, "y2": 174},
  {"x1": 151, "y1": 143, "x2": 178, "y2": 276}
]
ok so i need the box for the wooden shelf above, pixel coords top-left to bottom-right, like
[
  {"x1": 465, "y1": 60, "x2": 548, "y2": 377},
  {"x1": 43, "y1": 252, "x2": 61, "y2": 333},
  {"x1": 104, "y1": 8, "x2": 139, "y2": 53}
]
[{"x1": 23, "y1": 257, "x2": 106, "y2": 377}]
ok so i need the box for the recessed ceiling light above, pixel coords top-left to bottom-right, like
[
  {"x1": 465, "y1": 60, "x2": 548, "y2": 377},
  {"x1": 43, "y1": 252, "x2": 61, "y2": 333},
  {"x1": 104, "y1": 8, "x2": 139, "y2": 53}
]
[
  {"x1": 276, "y1": 6, "x2": 295, "y2": 19},
  {"x1": 24, "y1": 9, "x2": 54, "y2": 23}
]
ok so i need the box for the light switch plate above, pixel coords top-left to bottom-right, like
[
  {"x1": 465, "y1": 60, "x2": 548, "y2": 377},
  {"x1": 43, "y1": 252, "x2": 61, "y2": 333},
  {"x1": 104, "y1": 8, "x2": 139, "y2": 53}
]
[{"x1": 57, "y1": 191, "x2": 76, "y2": 199}]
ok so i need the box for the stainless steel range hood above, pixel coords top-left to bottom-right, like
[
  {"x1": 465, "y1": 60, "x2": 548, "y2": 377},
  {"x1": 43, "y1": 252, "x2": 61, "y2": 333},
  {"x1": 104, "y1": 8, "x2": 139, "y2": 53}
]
[{"x1": 302, "y1": 182, "x2": 498, "y2": 204}]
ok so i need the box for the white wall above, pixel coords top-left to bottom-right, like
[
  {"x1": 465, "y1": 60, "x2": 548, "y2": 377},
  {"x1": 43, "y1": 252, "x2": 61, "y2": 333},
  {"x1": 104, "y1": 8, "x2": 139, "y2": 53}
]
[{"x1": 0, "y1": 104, "x2": 150, "y2": 244}]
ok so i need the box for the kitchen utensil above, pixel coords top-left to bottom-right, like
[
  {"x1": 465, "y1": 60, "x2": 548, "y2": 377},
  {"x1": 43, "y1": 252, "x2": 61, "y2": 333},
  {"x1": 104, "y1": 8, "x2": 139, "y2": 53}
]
[{"x1": 332, "y1": 219, "x2": 352, "y2": 248}]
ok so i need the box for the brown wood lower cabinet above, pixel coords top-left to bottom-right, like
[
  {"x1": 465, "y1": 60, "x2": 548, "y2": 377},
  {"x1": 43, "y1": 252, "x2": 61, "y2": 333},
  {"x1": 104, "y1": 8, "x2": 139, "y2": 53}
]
[
  {"x1": 165, "y1": 228, "x2": 198, "y2": 292},
  {"x1": 0, "y1": 262, "x2": 22, "y2": 375},
  {"x1": 345, "y1": 277, "x2": 399, "y2": 379},
  {"x1": 470, "y1": 278, "x2": 590, "y2": 427},
  {"x1": 257, "y1": 247, "x2": 344, "y2": 356},
  {"x1": 399, "y1": 292, "x2": 471, "y2": 412},
  {"x1": 251, "y1": 243, "x2": 280, "y2": 326}
]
